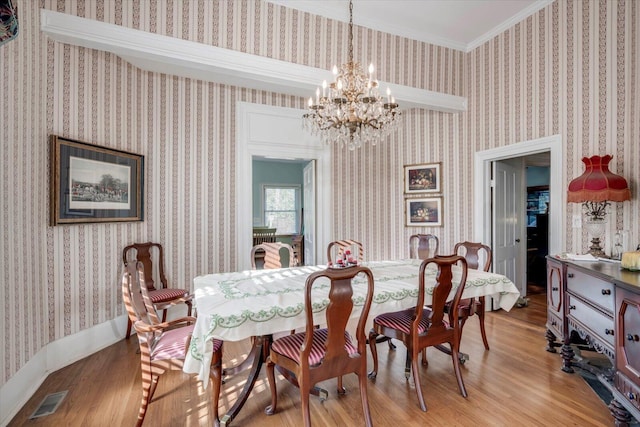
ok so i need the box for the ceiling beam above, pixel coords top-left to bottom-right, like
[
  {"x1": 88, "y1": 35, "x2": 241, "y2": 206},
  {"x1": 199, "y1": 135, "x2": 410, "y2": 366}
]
[{"x1": 40, "y1": 10, "x2": 467, "y2": 113}]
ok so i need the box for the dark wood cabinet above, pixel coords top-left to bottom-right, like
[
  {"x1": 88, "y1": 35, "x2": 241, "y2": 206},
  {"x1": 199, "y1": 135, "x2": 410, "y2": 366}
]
[
  {"x1": 616, "y1": 288, "x2": 640, "y2": 414},
  {"x1": 547, "y1": 257, "x2": 640, "y2": 424}
]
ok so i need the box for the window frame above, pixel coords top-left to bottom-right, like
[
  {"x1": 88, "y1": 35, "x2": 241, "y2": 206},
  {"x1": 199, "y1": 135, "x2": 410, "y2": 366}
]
[{"x1": 261, "y1": 184, "x2": 301, "y2": 234}]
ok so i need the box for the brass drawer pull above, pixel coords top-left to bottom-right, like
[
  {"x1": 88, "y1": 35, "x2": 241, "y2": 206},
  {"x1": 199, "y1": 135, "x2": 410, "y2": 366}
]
[
  {"x1": 569, "y1": 305, "x2": 576, "y2": 310},
  {"x1": 605, "y1": 329, "x2": 614, "y2": 336},
  {"x1": 568, "y1": 273, "x2": 575, "y2": 278},
  {"x1": 552, "y1": 287, "x2": 559, "y2": 291},
  {"x1": 627, "y1": 334, "x2": 639, "y2": 342},
  {"x1": 601, "y1": 289, "x2": 611, "y2": 295}
]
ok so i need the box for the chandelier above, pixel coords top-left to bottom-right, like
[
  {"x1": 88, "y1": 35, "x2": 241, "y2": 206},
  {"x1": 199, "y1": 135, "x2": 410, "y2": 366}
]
[{"x1": 302, "y1": 0, "x2": 401, "y2": 150}]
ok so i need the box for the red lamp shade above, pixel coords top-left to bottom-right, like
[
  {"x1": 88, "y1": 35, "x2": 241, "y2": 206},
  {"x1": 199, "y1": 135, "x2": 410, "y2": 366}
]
[{"x1": 567, "y1": 155, "x2": 631, "y2": 202}]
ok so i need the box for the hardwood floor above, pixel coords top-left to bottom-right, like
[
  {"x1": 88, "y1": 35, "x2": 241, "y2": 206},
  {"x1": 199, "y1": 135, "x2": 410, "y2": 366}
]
[{"x1": 9, "y1": 295, "x2": 612, "y2": 426}]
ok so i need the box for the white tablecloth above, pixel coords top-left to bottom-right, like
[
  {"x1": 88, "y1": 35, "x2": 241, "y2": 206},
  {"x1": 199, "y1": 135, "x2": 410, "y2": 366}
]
[{"x1": 183, "y1": 259, "x2": 520, "y2": 383}]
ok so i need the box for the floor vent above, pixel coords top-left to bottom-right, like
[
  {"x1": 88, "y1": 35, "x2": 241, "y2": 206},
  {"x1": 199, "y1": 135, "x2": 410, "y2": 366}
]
[{"x1": 29, "y1": 390, "x2": 68, "y2": 419}]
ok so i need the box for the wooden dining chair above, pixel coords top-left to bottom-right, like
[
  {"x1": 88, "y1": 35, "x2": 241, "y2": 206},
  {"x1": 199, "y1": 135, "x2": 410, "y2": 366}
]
[
  {"x1": 250, "y1": 242, "x2": 297, "y2": 269},
  {"x1": 265, "y1": 265, "x2": 375, "y2": 427},
  {"x1": 122, "y1": 242, "x2": 193, "y2": 339},
  {"x1": 122, "y1": 261, "x2": 223, "y2": 427},
  {"x1": 409, "y1": 234, "x2": 439, "y2": 259},
  {"x1": 326, "y1": 239, "x2": 364, "y2": 266},
  {"x1": 449, "y1": 241, "x2": 493, "y2": 350},
  {"x1": 368, "y1": 255, "x2": 469, "y2": 411}
]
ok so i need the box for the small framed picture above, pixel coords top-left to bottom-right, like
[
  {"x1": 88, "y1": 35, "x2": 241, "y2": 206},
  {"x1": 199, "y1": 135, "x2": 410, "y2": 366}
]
[
  {"x1": 50, "y1": 135, "x2": 144, "y2": 225},
  {"x1": 404, "y1": 162, "x2": 441, "y2": 194},
  {"x1": 405, "y1": 197, "x2": 443, "y2": 227}
]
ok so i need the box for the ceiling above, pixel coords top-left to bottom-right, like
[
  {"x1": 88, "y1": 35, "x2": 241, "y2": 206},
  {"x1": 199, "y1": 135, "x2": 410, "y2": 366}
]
[{"x1": 267, "y1": 0, "x2": 553, "y2": 52}]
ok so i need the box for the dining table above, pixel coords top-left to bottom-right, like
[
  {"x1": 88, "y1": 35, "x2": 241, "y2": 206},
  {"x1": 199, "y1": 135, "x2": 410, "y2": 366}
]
[{"x1": 182, "y1": 258, "x2": 520, "y2": 426}]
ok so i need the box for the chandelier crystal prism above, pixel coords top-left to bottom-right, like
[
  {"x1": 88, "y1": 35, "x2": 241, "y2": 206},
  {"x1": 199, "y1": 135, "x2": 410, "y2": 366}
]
[{"x1": 302, "y1": 0, "x2": 401, "y2": 150}]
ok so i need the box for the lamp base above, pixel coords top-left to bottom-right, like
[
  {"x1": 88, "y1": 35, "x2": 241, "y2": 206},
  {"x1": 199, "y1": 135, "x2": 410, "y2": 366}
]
[{"x1": 588, "y1": 238, "x2": 607, "y2": 258}]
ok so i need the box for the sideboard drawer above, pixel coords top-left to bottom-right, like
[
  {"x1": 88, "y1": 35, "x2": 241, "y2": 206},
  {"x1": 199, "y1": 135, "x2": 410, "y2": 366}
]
[
  {"x1": 567, "y1": 293, "x2": 615, "y2": 347},
  {"x1": 567, "y1": 267, "x2": 615, "y2": 313}
]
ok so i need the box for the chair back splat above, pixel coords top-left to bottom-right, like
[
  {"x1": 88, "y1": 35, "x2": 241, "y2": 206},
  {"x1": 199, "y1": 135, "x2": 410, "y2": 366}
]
[
  {"x1": 250, "y1": 242, "x2": 297, "y2": 270},
  {"x1": 409, "y1": 234, "x2": 439, "y2": 259},
  {"x1": 265, "y1": 265, "x2": 375, "y2": 427}
]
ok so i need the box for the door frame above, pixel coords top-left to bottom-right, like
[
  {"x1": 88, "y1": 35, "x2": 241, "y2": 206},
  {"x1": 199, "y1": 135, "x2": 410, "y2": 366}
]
[
  {"x1": 473, "y1": 134, "x2": 564, "y2": 258},
  {"x1": 236, "y1": 102, "x2": 331, "y2": 270}
]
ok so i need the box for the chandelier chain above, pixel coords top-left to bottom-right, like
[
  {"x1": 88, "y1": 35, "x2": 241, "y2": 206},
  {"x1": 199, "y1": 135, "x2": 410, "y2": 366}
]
[{"x1": 348, "y1": 0, "x2": 354, "y2": 64}]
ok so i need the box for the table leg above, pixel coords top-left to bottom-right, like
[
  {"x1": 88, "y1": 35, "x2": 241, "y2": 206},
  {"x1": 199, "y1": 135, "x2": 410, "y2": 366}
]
[
  {"x1": 434, "y1": 344, "x2": 469, "y2": 364},
  {"x1": 220, "y1": 335, "x2": 271, "y2": 427}
]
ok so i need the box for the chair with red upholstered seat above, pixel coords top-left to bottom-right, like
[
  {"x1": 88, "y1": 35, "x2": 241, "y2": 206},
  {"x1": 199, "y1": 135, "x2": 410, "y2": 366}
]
[
  {"x1": 368, "y1": 255, "x2": 469, "y2": 411},
  {"x1": 122, "y1": 261, "x2": 223, "y2": 427},
  {"x1": 265, "y1": 265, "x2": 375, "y2": 427},
  {"x1": 449, "y1": 241, "x2": 493, "y2": 350},
  {"x1": 122, "y1": 242, "x2": 193, "y2": 339}
]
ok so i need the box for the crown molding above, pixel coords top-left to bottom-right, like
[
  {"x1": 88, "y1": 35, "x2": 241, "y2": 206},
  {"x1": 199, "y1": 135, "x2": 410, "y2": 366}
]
[
  {"x1": 466, "y1": 0, "x2": 554, "y2": 52},
  {"x1": 40, "y1": 10, "x2": 466, "y2": 113}
]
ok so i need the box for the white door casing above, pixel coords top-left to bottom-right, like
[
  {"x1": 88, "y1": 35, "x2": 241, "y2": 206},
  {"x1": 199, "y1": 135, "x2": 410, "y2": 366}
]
[
  {"x1": 474, "y1": 135, "x2": 563, "y2": 256},
  {"x1": 302, "y1": 161, "x2": 316, "y2": 265},
  {"x1": 236, "y1": 102, "x2": 331, "y2": 271},
  {"x1": 492, "y1": 158, "x2": 526, "y2": 296}
]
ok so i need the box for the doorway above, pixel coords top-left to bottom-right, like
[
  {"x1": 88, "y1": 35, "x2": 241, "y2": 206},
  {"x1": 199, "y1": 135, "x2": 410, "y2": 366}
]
[
  {"x1": 236, "y1": 102, "x2": 331, "y2": 271},
  {"x1": 474, "y1": 135, "x2": 564, "y2": 303},
  {"x1": 251, "y1": 157, "x2": 313, "y2": 265}
]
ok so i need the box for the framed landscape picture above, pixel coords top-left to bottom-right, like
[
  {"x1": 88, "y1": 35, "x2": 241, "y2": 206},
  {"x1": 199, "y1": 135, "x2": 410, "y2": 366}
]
[
  {"x1": 405, "y1": 197, "x2": 443, "y2": 227},
  {"x1": 50, "y1": 135, "x2": 144, "y2": 225},
  {"x1": 404, "y1": 162, "x2": 441, "y2": 194}
]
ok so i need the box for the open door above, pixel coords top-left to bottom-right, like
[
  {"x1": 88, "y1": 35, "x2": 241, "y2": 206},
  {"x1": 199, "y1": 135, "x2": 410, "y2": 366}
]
[
  {"x1": 492, "y1": 158, "x2": 526, "y2": 296},
  {"x1": 303, "y1": 160, "x2": 316, "y2": 265}
]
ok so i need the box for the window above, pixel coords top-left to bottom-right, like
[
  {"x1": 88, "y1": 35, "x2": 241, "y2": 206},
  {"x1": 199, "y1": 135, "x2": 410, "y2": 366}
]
[{"x1": 263, "y1": 186, "x2": 300, "y2": 234}]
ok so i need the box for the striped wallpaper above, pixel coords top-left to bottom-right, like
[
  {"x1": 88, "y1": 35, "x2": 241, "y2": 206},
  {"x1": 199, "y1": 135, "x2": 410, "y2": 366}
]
[{"x1": 1, "y1": 0, "x2": 638, "y2": 395}]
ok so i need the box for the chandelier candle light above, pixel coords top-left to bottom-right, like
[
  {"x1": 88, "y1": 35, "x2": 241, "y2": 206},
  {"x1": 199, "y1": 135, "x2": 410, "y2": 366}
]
[{"x1": 303, "y1": 0, "x2": 401, "y2": 150}]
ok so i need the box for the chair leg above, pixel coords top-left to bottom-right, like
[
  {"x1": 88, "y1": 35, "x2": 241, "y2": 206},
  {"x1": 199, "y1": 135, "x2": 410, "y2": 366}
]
[
  {"x1": 125, "y1": 317, "x2": 132, "y2": 339},
  {"x1": 477, "y1": 297, "x2": 490, "y2": 350},
  {"x1": 264, "y1": 357, "x2": 278, "y2": 415},
  {"x1": 300, "y1": 379, "x2": 312, "y2": 427},
  {"x1": 358, "y1": 371, "x2": 373, "y2": 427},
  {"x1": 450, "y1": 341, "x2": 468, "y2": 398},
  {"x1": 411, "y1": 352, "x2": 427, "y2": 412},
  {"x1": 404, "y1": 352, "x2": 411, "y2": 380},
  {"x1": 137, "y1": 373, "x2": 156, "y2": 427},
  {"x1": 337, "y1": 376, "x2": 345, "y2": 395},
  {"x1": 421, "y1": 348, "x2": 428, "y2": 366},
  {"x1": 367, "y1": 330, "x2": 379, "y2": 379}
]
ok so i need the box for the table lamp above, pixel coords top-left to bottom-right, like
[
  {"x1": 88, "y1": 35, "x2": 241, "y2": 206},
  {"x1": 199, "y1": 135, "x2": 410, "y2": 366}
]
[{"x1": 567, "y1": 155, "x2": 631, "y2": 257}]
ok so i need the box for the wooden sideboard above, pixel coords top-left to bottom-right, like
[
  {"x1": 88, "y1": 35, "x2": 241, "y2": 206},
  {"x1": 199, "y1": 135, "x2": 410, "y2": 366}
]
[{"x1": 546, "y1": 256, "x2": 640, "y2": 425}]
